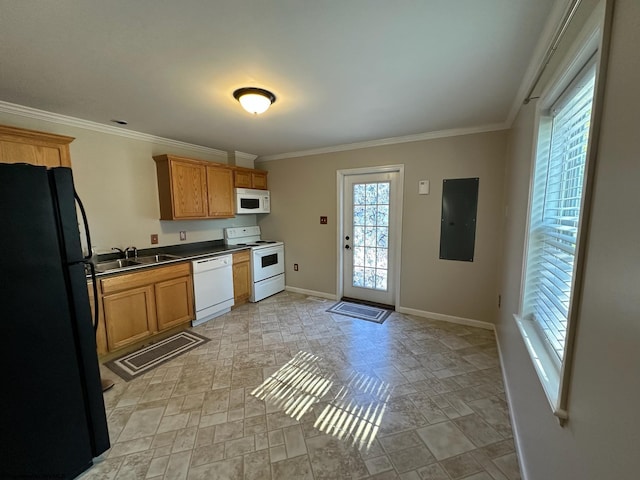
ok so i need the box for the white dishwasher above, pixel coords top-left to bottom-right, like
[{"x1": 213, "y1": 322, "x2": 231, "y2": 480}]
[{"x1": 192, "y1": 254, "x2": 234, "y2": 326}]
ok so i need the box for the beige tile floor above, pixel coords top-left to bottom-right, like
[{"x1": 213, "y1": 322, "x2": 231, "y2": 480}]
[{"x1": 81, "y1": 291, "x2": 520, "y2": 480}]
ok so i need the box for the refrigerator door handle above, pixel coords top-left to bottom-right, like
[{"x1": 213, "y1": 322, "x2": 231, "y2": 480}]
[
  {"x1": 86, "y1": 261, "x2": 100, "y2": 333},
  {"x1": 74, "y1": 190, "x2": 100, "y2": 333},
  {"x1": 74, "y1": 190, "x2": 93, "y2": 261}
]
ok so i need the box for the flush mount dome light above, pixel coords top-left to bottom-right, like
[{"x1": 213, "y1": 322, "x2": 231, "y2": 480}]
[{"x1": 233, "y1": 87, "x2": 276, "y2": 114}]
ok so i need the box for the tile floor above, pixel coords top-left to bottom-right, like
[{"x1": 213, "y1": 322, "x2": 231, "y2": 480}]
[{"x1": 81, "y1": 292, "x2": 520, "y2": 480}]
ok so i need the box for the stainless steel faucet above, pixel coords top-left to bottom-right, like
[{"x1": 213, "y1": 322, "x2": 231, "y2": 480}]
[
  {"x1": 124, "y1": 246, "x2": 138, "y2": 259},
  {"x1": 111, "y1": 247, "x2": 124, "y2": 257}
]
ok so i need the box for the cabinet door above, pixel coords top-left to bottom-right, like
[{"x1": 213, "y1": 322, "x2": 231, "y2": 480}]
[
  {"x1": 0, "y1": 142, "x2": 67, "y2": 168},
  {"x1": 88, "y1": 281, "x2": 108, "y2": 356},
  {"x1": 170, "y1": 160, "x2": 208, "y2": 218},
  {"x1": 251, "y1": 171, "x2": 268, "y2": 190},
  {"x1": 155, "y1": 275, "x2": 194, "y2": 331},
  {"x1": 0, "y1": 125, "x2": 73, "y2": 168},
  {"x1": 234, "y1": 169, "x2": 252, "y2": 188},
  {"x1": 207, "y1": 166, "x2": 235, "y2": 218},
  {"x1": 103, "y1": 285, "x2": 156, "y2": 351},
  {"x1": 232, "y1": 251, "x2": 251, "y2": 305}
]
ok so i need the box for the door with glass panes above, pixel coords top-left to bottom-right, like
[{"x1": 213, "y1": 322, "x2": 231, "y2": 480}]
[{"x1": 343, "y1": 171, "x2": 399, "y2": 306}]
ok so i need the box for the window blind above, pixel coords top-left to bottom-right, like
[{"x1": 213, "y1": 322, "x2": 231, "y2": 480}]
[{"x1": 523, "y1": 64, "x2": 596, "y2": 362}]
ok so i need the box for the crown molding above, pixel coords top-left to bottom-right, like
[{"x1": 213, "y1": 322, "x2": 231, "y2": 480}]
[
  {"x1": 506, "y1": 0, "x2": 575, "y2": 126},
  {"x1": 234, "y1": 151, "x2": 258, "y2": 162},
  {"x1": 0, "y1": 100, "x2": 228, "y2": 156},
  {"x1": 257, "y1": 123, "x2": 508, "y2": 162}
]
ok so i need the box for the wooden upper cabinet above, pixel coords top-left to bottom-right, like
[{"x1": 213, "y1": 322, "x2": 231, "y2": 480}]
[
  {"x1": 154, "y1": 154, "x2": 235, "y2": 220},
  {"x1": 251, "y1": 171, "x2": 268, "y2": 189},
  {"x1": 206, "y1": 165, "x2": 234, "y2": 218},
  {"x1": 233, "y1": 167, "x2": 268, "y2": 190},
  {"x1": 0, "y1": 124, "x2": 74, "y2": 168},
  {"x1": 170, "y1": 159, "x2": 208, "y2": 219}
]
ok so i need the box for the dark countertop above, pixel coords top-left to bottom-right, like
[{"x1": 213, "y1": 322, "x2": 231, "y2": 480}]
[{"x1": 87, "y1": 240, "x2": 250, "y2": 279}]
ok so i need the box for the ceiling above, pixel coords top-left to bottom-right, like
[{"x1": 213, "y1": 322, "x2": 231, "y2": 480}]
[{"x1": 0, "y1": 0, "x2": 555, "y2": 159}]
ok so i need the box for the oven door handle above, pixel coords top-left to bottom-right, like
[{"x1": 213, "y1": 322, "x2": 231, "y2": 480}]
[{"x1": 253, "y1": 245, "x2": 283, "y2": 257}]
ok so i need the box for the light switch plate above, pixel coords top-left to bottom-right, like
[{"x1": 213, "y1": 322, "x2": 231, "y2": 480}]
[
  {"x1": 179, "y1": 231, "x2": 187, "y2": 241},
  {"x1": 150, "y1": 234, "x2": 158, "y2": 244},
  {"x1": 419, "y1": 180, "x2": 430, "y2": 195}
]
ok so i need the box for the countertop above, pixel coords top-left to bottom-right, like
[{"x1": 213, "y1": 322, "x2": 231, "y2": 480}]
[{"x1": 87, "y1": 240, "x2": 250, "y2": 278}]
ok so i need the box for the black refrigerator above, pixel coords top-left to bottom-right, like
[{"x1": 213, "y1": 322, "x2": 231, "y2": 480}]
[{"x1": 0, "y1": 163, "x2": 110, "y2": 479}]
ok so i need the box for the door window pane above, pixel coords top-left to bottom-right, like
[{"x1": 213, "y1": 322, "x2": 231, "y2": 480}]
[{"x1": 351, "y1": 181, "x2": 390, "y2": 291}]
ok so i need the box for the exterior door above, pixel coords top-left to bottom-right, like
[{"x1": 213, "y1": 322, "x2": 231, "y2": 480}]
[{"x1": 342, "y1": 170, "x2": 400, "y2": 306}]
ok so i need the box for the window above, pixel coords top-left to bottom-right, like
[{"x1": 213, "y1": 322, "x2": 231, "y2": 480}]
[{"x1": 516, "y1": 55, "x2": 599, "y2": 421}]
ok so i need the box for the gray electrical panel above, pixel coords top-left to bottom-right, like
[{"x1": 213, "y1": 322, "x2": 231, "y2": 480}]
[{"x1": 439, "y1": 177, "x2": 479, "y2": 262}]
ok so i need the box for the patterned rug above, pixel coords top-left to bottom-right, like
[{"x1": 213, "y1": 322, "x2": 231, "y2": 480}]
[
  {"x1": 326, "y1": 301, "x2": 392, "y2": 324},
  {"x1": 105, "y1": 331, "x2": 210, "y2": 381}
]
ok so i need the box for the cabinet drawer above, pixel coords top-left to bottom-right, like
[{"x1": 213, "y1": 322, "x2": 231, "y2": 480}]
[
  {"x1": 101, "y1": 262, "x2": 191, "y2": 294},
  {"x1": 232, "y1": 250, "x2": 250, "y2": 264}
]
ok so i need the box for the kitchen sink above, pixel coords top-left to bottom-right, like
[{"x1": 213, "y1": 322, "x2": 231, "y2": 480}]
[
  {"x1": 94, "y1": 258, "x2": 141, "y2": 272},
  {"x1": 135, "y1": 254, "x2": 182, "y2": 264}
]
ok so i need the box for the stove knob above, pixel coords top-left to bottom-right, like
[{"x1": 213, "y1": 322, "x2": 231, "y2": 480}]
[{"x1": 345, "y1": 244, "x2": 351, "y2": 250}]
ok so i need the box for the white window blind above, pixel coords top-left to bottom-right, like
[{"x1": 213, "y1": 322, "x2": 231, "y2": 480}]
[{"x1": 522, "y1": 62, "x2": 597, "y2": 364}]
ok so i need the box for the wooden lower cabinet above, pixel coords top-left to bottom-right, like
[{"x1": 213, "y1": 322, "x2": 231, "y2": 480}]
[
  {"x1": 232, "y1": 250, "x2": 251, "y2": 306},
  {"x1": 99, "y1": 263, "x2": 194, "y2": 354},
  {"x1": 103, "y1": 285, "x2": 156, "y2": 351},
  {"x1": 155, "y1": 275, "x2": 194, "y2": 331}
]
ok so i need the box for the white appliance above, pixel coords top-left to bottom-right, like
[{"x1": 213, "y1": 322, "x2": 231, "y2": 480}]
[
  {"x1": 224, "y1": 226, "x2": 285, "y2": 302},
  {"x1": 192, "y1": 254, "x2": 234, "y2": 325},
  {"x1": 235, "y1": 188, "x2": 270, "y2": 214}
]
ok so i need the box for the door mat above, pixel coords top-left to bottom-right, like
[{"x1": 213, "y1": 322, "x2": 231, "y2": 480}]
[
  {"x1": 104, "y1": 331, "x2": 210, "y2": 381},
  {"x1": 326, "y1": 301, "x2": 392, "y2": 324}
]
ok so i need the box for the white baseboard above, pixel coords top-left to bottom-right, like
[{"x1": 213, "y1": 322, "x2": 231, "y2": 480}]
[
  {"x1": 494, "y1": 327, "x2": 529, "y2": 480},
  {"x1": 396, "y1": 306, "x2": 495, "y2": 330},
  {"x1": 284, "y1": 286, "x2": 338, "y2": 301}
]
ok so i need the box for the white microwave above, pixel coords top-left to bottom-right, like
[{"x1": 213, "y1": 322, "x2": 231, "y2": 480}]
[{"x1": 235, "y1": 188, "x2": 270, "y2": 214}]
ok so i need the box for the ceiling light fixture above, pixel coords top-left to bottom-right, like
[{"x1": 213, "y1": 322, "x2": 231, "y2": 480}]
[{"x1": 233, "y1": 87, "x2": 276, "y2": 115}]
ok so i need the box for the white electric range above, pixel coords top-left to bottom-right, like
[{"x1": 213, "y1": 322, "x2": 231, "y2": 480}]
[{"x1": 224, "y1": 226, "x2": 285, "y2": 302}]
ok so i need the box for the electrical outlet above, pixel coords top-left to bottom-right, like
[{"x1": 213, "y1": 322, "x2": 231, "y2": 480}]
[
  {"x1": 150, "y1": 234, "x2": 158, "y2": 244},
  {"x1": 179, "y1": 231, "x2": 187, "y2": 241},
  {"x1": 294, "y1": 263, "x2": 299, "y2": 271},
  {"x1": 320, "y1": 216, "x2": 327, "y2": 224}
]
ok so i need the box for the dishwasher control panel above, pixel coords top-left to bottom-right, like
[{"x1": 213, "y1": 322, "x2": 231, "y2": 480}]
[{"x1": 192, "y1": 254, "x2": 231, "y2": 273}]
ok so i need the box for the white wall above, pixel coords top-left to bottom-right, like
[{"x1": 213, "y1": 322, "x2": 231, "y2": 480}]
[
  {"x1": 257, "y1": 130, "x2": 508, "y2": 323},
  {"x1": 496, "y1": 0, "x2": 640, "y2": 478},
  {"x1": 0, "y1": 112, "x2": 257, "y2": 253}
]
